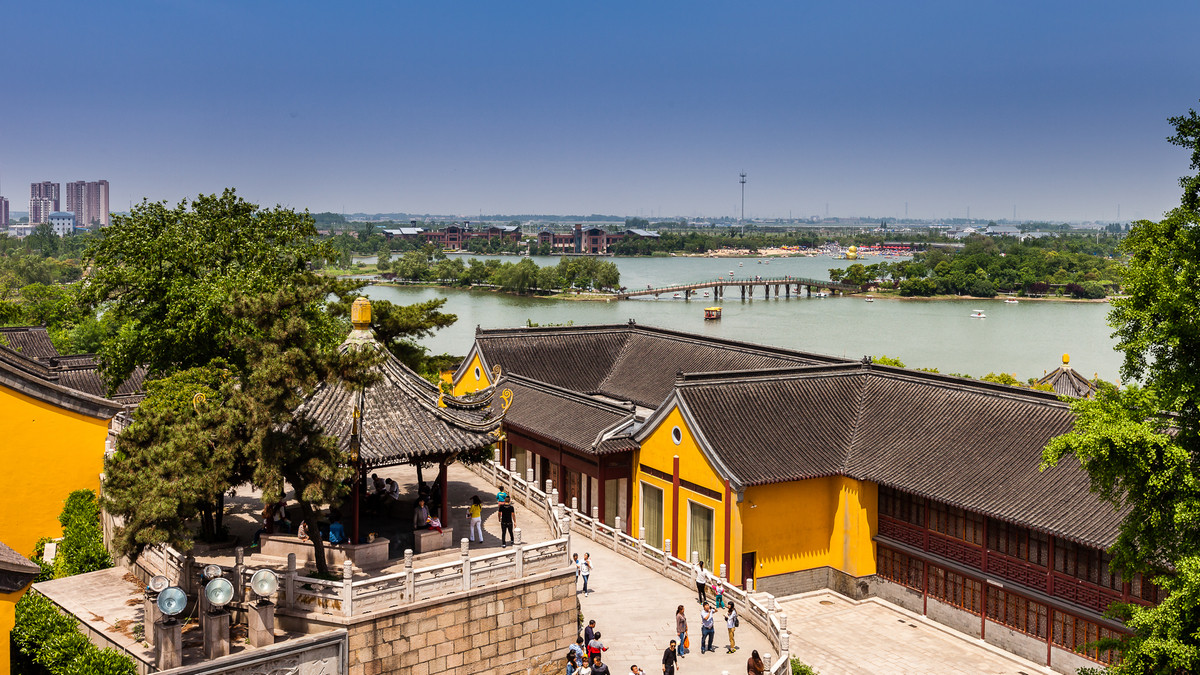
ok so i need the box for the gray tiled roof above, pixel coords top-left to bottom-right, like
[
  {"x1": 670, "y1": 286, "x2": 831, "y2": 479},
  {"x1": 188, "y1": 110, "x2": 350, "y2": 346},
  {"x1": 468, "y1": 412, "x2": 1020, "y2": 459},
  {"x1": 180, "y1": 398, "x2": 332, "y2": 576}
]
[
  {"x1": 473, "y1": 323, "x2": 848, "y2": 408},
  {"x1": 675, "y1": 364, "x2": 1123, "y2": 549},
  {"x1": 301, "y1": 330, "x2": 502, "y2": 469},
  {"x1": 0, "y1": 326, "x2": 61, "y2": 360},
  {"x1": 1035, "y1": 366, "x2": 1098, "y2": 398},
  {"x1": 493, "y1": 375, "x2": 634, "y2": 454}
]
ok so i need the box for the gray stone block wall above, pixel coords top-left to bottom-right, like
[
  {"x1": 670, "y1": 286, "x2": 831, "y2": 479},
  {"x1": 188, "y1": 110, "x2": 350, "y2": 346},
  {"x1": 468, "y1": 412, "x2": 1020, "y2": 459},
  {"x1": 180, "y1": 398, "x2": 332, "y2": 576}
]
[
  {"x1": 924, "y1": 598, "x2": 981, "y2": 638},
  {"x1": 983, "y1": 620, "x2": 1047, "y2": 666}
]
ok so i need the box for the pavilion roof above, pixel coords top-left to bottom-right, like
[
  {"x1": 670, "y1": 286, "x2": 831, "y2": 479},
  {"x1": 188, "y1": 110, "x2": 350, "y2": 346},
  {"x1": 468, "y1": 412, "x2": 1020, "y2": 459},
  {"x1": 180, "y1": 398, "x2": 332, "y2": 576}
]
[
  {"x1": 300, "y1": 326, "x2": 503, "y2": 469},
  {"x1": 1035, "y1": 360, "x2": 1099, "y2": 399}
]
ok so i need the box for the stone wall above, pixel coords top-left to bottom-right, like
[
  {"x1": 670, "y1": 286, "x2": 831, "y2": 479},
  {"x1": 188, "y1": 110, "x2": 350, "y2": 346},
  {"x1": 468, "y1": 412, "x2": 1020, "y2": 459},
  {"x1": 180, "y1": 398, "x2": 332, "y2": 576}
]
[
  {"x1": 339, "y1": 566, "x2": 577, "y2": 675},
  {"x1": 756, "y1": 566, "x2": 871, "y2": 600}
]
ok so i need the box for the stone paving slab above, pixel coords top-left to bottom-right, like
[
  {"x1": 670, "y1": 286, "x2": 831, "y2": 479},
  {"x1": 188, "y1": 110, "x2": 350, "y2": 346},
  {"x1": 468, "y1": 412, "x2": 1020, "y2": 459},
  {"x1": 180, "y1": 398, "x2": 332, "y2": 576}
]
[
  {"x1": 577, "y1": 542, "x2": 774, "y2": 673},
  {"x1": 780, "y1": 592, "x2": 1055, "y2": 675}
]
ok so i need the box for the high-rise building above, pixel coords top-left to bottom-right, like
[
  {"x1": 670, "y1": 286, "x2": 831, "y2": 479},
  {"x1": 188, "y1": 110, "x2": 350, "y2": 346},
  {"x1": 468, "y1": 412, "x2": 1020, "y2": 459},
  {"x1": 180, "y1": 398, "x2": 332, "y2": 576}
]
[
  {"x1": 88, "y1": 179, "x2": 109, "y2": 227},
  {"x1": 0, "y1": 196, "x2": 9, "y2": 229},
  {"x1": 29, "y1": 182, "x2": 60, "y2": 224},
  {"x1": 65, "y1": 180, "x2": 110, "y2": 227}
]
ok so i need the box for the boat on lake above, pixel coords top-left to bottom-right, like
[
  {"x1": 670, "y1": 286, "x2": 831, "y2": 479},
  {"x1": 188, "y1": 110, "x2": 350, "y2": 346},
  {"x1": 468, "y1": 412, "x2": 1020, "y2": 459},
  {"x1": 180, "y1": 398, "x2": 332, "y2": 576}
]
[
  {"x1": 1005, "y1": 299, "x2": 1019, "y2": 304},
  {"x1": 704, "y1": 306, "x2": 722, "y2": 320},
  {"x1": 865, "y1": 295, "x2": 874, "y2": 303},
  {"x1": 971, "y1": 309, "x2": 987, "y2": 318},
  {"x1": 673, "y1": 293, "x2": 681, "y2": 299}
]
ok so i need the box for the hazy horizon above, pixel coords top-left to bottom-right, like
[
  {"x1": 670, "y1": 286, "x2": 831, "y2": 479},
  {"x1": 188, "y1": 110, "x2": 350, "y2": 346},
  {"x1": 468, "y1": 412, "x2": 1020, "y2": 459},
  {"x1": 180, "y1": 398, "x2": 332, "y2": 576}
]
[{"x1": 3, "y1": 2, "x2": 1198, "y2": 224}]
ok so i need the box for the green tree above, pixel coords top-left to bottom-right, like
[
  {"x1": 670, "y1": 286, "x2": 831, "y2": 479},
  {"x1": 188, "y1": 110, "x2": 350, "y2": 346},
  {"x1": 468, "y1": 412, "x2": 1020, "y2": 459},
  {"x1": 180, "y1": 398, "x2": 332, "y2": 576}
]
[
  {"x1": 26, "y1": 223, "x2": 60, "y2": 257},
  {"x1": 80, "y1": 189, "x2": 338, "y2": 390},
  {"x1": 1042, "y1": 104, "x2": 1200, "y2": 673}
]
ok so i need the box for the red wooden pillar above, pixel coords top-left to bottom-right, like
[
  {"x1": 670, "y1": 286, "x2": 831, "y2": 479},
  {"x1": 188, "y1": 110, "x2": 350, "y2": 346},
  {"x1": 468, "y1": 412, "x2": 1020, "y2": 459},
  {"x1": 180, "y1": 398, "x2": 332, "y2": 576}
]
[
  {"x1": 723, "y1": 479, "x2": 732, "y2": 576},
  {"x1": 596, "y1": 458, "x2": 606, "y2": 525},
  {"x1": 438, "y1": 462, "x2": 449, "y2": 524},
  {"x1": 671, "y1": 455, "x2": 680, "y2": 558}
]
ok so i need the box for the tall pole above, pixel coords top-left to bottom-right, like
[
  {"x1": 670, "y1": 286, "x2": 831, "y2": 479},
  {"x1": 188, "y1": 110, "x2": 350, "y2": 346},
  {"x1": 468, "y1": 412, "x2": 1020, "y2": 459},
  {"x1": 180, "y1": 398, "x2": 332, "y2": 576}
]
[{"x1": 739, "y1": 172, "x2": 747, "y2": 234}]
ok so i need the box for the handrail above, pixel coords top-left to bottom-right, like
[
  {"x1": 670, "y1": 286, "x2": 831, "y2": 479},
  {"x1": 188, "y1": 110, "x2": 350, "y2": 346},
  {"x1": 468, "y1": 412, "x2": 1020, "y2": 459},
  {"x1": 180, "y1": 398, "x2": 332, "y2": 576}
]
[
  {"x1": 618, "y1": 275, "x2": 860, "y2": 298},
  {"x1": 468, "y1": 457, "x2": 792, "y2": 666}
]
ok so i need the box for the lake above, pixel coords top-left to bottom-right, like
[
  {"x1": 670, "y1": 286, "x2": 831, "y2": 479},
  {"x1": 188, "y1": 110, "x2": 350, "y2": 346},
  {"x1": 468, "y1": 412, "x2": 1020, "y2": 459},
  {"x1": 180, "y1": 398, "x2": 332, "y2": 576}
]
[{"x1": 359, "y1": 253, "x2": 1124, "y2": 382}]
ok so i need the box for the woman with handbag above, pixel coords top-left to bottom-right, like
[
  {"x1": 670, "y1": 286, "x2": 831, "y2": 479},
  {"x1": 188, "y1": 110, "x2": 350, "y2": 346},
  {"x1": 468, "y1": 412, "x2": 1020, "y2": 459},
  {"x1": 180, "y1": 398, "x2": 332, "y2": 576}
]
[
  {"x1": 725, "y1": 600, "x2": 739, "y2": 653},
  {"x1": 674, "y1": 605, "x2": 689, "y2": 657}
]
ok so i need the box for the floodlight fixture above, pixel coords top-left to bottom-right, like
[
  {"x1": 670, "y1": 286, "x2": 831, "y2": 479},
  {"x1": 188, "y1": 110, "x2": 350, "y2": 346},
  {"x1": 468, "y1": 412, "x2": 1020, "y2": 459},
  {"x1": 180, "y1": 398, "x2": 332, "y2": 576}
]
[
  {"x1": 204, "y1": 578, "x2": 234, "y2": 610},
  {"x1": 202, "y1": 564, "x2": 223, "y2": 581},
  {"x1": 156, "y1": 586, "x2": 188, "y2": 622},
  {"x1": 147, "y1": 575, "x2": 170, "y2": 594},
  {"x1": 249, "y1": 569, "x2": 279, "y2": 603}
]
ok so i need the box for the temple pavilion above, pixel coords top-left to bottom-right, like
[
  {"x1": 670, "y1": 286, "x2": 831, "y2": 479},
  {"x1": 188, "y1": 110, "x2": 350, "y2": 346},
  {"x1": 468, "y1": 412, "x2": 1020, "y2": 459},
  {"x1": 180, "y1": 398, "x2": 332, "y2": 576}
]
[
  {"x1": 1035, "y1": 353, "x2": 1100, "y2": 398},
  {"x1": 297, "y1": 298, "x2": 507, "y2": 549}
]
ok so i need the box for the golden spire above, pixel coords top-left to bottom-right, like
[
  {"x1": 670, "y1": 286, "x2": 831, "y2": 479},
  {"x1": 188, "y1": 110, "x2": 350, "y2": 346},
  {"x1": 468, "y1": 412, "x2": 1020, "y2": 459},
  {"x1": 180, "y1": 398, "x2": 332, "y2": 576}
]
[{"x1": 351, "y1": 297, "x2": 372, "y2": 330}]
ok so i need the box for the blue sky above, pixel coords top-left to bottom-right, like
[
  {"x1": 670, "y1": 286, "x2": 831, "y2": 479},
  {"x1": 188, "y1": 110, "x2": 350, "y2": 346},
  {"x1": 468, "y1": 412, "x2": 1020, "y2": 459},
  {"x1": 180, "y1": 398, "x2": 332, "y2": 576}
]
[{"x1": 3, "y1": 1, "x2": 1198, "y2": 222}]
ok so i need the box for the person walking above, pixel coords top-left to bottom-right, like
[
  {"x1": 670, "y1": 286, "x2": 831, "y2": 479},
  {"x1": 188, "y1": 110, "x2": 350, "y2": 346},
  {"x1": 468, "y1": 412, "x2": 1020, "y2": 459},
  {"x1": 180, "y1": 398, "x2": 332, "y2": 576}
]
[
  {"x1": 584, "y1": 620, "x2": 596, "y2": 648},
  {"x1": 499, "y1": 497, "x2": 516, "y2": 547},
  {"x1": 573, "y1": 553, "x2": 582, "y2": 589},
  {"x1": 468, "y1": 495, "x2": 483, "y2": 543},
  {"x1": 580, "y1": 552, "x2": 593, "y2": 596},
  {"x1": 693, "y1": 560, "x2": 708, "y2": 604},
  {"x1": 725, "y1": 601, "x2": 739, "y2": 653},
  {"x1": 590, "y1": 653, "x2": 611, "y2": 675},
  {"x1": 699, "y1": 602, "x2": 715, "y2": 654},
  {"x1": 587, "y1": 631, "x2": 607, "y2": 663},
  {"x1": 674, "y1": 605, "x2": 689, "y2": 657},
  {"x1": 662, "y1": 640, "x2": 679, "y2": 675},
  {"x1": 747, "y1": 649, "x2": 765, "y2": 675}
]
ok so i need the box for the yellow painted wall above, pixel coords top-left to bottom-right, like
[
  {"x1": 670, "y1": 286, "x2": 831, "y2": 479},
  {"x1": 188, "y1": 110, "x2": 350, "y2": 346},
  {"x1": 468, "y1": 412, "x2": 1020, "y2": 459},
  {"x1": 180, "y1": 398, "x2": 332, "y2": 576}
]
[
  {"x1": 742, "y1": 476, "x2": 877, "y2": 580},
  {"x1": 631, "y1": 407, "x2": 740, "y2": 573},
  {"x1": 0, "y1": 384, "x2": 110, "y2": 558},
  {"x1": 1, "y1": 589, "x2": 23, "y2": 672},
  {"x1": 451, "y1": 352, "x2": 491, "y2": 396}
]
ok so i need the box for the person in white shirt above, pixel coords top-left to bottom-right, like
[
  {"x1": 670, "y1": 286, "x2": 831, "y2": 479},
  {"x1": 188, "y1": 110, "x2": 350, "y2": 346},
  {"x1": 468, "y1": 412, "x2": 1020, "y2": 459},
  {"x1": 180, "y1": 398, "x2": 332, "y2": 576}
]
[{"x1": 694, "y1": 560, "x2": 708, "y2": 604}]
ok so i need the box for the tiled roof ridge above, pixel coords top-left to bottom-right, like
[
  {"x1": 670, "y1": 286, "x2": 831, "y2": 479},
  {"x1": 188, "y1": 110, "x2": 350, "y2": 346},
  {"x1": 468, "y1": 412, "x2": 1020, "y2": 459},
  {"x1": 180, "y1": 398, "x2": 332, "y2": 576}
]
[
  {"x1": 477, "y1": 321, "x2": 848, "y2": 363},
  {"x1": 844, "y1": 366, "x2": 872, "y2": 472},
  {"x1": 676, "y1": 361, "x2": 1068, "y2": 409},
  {"x1": 504, "y1": 373, "x2": 636, "y2": 415},
  {"x1": 0, "y1": 342, "x2": 127, "y2": 417}
]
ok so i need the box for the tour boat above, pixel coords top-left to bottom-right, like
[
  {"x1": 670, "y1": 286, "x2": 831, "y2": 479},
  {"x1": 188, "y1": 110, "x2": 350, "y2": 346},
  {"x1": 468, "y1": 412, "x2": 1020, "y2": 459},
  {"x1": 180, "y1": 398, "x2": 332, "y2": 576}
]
[
  {"x1": 739, "y1": 262, "x2": 744, "y2": 267},
  {"x1": 814, "y1": 291, "x2": 829, "y2": 298},
  {"x1": 673, "y1": 293, "x2": 682, "y2": 299},
  {"x1": 865, "y1": 295, "x2": 874, "y2": 303},
  {"x1": 971, "y1": 309, "x2": 987, "y2": 318},
  {"x1": 1005, "y1": 299, "x2": 1019, "y2": 304},
  {"x1": 704, "y1": 306, "x2": 722, "y2": 320},
  {"x1": 702, "y1": 291, "x2": 710, "y2": 298}
]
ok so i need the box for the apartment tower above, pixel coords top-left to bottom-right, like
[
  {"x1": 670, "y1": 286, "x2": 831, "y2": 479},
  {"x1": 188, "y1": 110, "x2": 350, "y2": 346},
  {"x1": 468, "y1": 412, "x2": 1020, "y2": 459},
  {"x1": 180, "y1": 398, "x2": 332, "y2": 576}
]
[
  {"x1": 64, "y1": 180, "x2": 110, "y2": 227},
  {"x1": 29, "y1": 181, "x2": 60, "y2": 224}
]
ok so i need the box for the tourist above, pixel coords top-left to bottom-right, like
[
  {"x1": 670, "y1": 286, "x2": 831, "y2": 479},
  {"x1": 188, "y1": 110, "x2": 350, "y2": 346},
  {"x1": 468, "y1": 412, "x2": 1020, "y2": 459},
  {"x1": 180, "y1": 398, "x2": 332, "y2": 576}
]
[
  {"x1": 693, "y1": 560, "x2": 707, "y2": 604},
  {"x1": 699, "y1": 602, "x2": 715, "y2": 653},
  {"x1": 583, "y1": 620, "x2": 596, "y2": 648},
  {"x1": 674, "y1": 605, "x2": 688, "y2": 657},
  {"x1": 384, "y1": 477, "x2": 400, "y2": 501},
  {"x1": 413, "y1": 498, "x2": 430, "y2": 531},
  {"x1": 747, "y1": 649, "x2": 765, "y2": 675},
  {"x1": 328, "y1": 514, "x2": 346, "y2": 545},
  {"x1": 497, "y1": 488, "x2": 509, "y2": 503},
  {"x1": 630, "y1": 666, "x2": 644, "y2": 674},
  {"x1": 297, "y1": 519, "x2": 310, "y2": 542},
  {"x1": 580, "y1": 552, "x2": 592, "y2": 596},
  {"x1": 272, "y1": 500, "x2": 290, "y2": 533},
  {"x1": 566, "y1": 650, "x2": 580, "y2": 675},
  {"x1": 499, "y1": 497, "x2": 516, "y2": 547},
  {"x1": 468, "y1": 495, "x2": 484, "y2": 542},
  {"x1": 712, "y1": 577, "x2": 725, "y2": 608},
  {"x1": 662, "y1": 640, "x2": 679, "y2": 675},
  {"x1": 589, "y1": 653, "x2": 611, "y2": 675},
  {"x1": 570, "y1": 635, "x2": 586, "y2": 664},
  {"x1": 725, "y1": 601, "x2": 739, "y2": 653},
  {"x1": 587, "y1": 631, "x2": 607, "y2": 662}
]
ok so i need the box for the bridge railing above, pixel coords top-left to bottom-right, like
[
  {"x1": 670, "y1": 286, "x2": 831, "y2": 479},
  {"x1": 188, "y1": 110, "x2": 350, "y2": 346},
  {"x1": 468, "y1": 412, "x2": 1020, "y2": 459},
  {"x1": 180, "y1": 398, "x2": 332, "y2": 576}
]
[{"x1": 620, "y1": 275, "x2": 859, "y2": 297}]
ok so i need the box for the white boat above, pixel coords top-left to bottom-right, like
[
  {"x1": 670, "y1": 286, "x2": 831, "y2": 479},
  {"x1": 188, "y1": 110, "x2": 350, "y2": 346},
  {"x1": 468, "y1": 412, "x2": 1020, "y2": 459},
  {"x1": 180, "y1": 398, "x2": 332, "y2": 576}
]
[
  {"x1": 673, "y1": 293, "x2": 682, "y2": 299},
  {"x1": 1005, "y1": 299, "x2": 1019, "y2": 304},
  {"x1": 971, "y1": 309, "x2": 986, "y2": 318},
  {"x1": 739, "y1": 262, "x2": 744, "y2": 267},
  {"x1": 814, "y1": 291, "x2": 829, "y2": 298},
  {"x1": 702, "y1": 291, "x2": 710, "y2": 298},
  {"x1": 865, "y1": 296, "x2": 874, "y2": 303}
]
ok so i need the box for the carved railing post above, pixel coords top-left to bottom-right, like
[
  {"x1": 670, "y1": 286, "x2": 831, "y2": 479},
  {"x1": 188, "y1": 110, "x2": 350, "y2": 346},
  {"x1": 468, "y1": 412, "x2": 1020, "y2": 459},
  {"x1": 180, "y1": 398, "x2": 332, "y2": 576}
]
[
  {"x1": 341, "y1": 560, "x2": 354, "y2": 617},
  {"x1": 461, "y1": 539, "x2": 471, "y2": 590},
  {"x1": 663, "y1": 539, "x2": 671, "y2": 574},
  {"x1": 613, "y1": 516, "x2": 621, "y2": 549},
  {"x1": 591, "y1": 507, "x2": 599, "y2": 541},
  {"x1": 515, "y1": 544, "x2": 525, "y2": 578},
  {"x1": 285, "y1": 553, "x2": 297, "y2": 609},
  {"x1": 233, "y1": 547, "x2": 246, "y2": 603},
  {"x1": 404, "y1": 549, "x2": 414, "y2": 602}
]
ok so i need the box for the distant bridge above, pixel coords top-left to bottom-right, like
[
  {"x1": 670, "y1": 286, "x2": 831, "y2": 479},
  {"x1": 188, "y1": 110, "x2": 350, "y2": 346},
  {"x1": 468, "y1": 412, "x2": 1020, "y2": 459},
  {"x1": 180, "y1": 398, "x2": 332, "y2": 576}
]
[{"x1": 616, "y1": 275, "x2": 862, "y2": 300}]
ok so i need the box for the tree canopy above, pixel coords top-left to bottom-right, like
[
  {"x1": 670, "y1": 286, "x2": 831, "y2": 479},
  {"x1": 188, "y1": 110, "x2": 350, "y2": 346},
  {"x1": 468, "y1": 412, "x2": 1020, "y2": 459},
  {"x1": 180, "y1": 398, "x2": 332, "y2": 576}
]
[
  {"x1": 81, "y1": 189, "x2": 338, "y2": 389},
  {"x1": 1042, "y1": 99, "x2": 1200, "y2": 673}
]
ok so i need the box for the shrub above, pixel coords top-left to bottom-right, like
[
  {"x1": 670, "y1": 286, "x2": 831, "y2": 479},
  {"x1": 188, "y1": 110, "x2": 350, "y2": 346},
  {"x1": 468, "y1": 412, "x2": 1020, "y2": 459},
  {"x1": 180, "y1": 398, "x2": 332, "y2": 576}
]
[
  {"x1": 12, "y1": 592, "x2": 136, "y2": 675},
  {"x1": 54, "y1": 490, "x2": 112, "y2": 578},
  {"x1": 791, "y1": 657, "x2": 820, "y2": 675}
]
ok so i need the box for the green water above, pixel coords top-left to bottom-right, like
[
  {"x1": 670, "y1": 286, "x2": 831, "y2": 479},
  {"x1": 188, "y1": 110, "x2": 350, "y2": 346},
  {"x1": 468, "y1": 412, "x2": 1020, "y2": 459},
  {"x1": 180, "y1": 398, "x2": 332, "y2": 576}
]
[{"x1": 361, "y1": 254, "x2": 1123, "y2": 382}]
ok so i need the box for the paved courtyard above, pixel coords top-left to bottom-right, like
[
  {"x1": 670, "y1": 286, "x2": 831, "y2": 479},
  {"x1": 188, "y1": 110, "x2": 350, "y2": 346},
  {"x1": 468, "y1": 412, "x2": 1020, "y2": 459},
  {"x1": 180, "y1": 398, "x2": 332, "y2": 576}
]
[
  {"x1": 577, "y1": 543, "x2": 775, "y2": 673},
  {"x1": 779, "y1": 592, "x2": 1054, "y2": 675}
]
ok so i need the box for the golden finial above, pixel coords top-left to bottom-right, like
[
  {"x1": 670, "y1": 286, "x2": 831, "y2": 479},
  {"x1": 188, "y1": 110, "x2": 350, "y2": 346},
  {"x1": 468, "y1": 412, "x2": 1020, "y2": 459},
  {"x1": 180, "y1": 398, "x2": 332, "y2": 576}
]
[
  {"x1": 501, "y1": 389, "x2": 514, "y2": 412},
  {"x1": 351, "y1": 297, "x2": 372, "y2": 329},
  {"x1": 1062, "y1": 353, "x2": 1070, "y2": 366},
  {"x1": 437, "y1": 392, "x2": 446, "y2": 408},
  {"x1": 491, "y1": 364, "x2": 502, "y2": 380},
  {"x1": 192, "y1": 392, "x2": 206, "y2": 414}
]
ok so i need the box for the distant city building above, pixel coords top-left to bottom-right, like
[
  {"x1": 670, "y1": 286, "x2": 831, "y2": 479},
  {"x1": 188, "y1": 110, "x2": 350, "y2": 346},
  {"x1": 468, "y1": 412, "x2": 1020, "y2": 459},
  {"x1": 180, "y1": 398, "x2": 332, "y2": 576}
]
[
  {"x1": 421, "y1": 222, "x2": 521, "y2": 250},
  {"x1": 0, "y1": 196, "x2": 8, "y2": 229},
  {"x1": 536, "y1": 224, "x2": 658, "y2": 254},
  {"x1": 65, "y1": 179, "x2": 110, "y2": 227},
  {"x1": 29, "y1": 181, "x2": 60, "y2": 224},
  {"x1": 48, "y1": 212, "x2": 76, "y2": 236}
]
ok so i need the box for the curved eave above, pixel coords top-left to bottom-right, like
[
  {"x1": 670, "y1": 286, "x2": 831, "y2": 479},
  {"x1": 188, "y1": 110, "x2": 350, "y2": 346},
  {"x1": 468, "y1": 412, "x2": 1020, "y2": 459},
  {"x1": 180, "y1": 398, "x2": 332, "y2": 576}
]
[{"x1": 0, "y1": 349, "x2": 126, "y2": 419}]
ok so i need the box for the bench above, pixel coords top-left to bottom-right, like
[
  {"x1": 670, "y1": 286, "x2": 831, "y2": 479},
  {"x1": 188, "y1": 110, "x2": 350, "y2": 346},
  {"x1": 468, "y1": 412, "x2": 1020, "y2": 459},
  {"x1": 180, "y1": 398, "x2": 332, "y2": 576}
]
[
  {"x1": 413, "y1": 527, "x2": 455, "y2": 554},
  {"x1": 257, "y1": 534, "x2": 391, "y2": 571}
]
